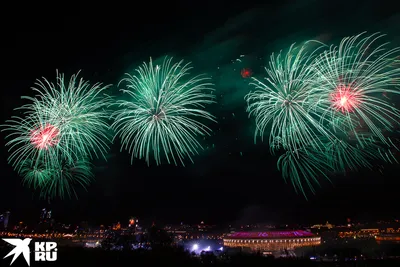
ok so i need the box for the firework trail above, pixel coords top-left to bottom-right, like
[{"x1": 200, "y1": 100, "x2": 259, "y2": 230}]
[{"x1": 20, "y1": 157, "x2": 93, "y2": 199}]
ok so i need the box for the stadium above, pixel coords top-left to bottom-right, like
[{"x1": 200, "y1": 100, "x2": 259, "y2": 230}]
[{"x1": 223, "y1": 230, "x2": 321, "y2": 253}]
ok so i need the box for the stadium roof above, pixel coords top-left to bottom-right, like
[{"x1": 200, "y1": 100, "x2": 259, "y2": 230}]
[{"x1": 226, "y1": 230, "x2": 315, "y2": 239}]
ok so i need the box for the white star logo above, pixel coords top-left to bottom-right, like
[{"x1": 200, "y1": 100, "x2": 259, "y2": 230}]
[{"x1": 3, "y1": 238, "x2": 32, "y2": 266}]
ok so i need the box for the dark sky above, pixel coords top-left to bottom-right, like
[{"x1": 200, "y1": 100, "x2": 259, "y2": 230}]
[{"x1": 1, "y1": 1, "x2": 399, "y2": 227}]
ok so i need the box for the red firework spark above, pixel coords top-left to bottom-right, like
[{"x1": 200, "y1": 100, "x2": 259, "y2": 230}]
[
  {"x1": 330, "y1": 84, "x2": 361, "y2": 113},
  {"x1": 30, "y1": 124, "x2": 60, "y2": 149},
  {"x1": 241, "y1": 68, "x2": 252, "y2": 78}
]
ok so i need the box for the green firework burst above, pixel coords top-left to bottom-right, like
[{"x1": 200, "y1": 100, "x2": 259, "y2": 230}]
[
  {"x1": 112, "y1": 57, "x2": 216, "y2": 166},
  {"x1": 247, "y1": 33, "x2": 400, "y2": 198},
  {"x1": 2, "y1": 71, "x2": 112, "y2": 171},
  {"x1": 20, "y1": 157, "x2": 93, "y2": 199},
  {"x1": 312, "y1": 32, "x2": 400, "y2": 147},
  {"x1": 277, "y1": 147, "x2": 333, "y2": 198},
  {"x1": 245, "y1": 42, "x2": 334, "y2": 155}
]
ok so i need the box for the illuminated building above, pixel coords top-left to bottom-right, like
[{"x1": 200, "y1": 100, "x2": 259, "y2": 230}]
[
  {"x1": 39, "y1": 208, "x2": 51, "y2": 227},
  {"x1": 165, "y1": 223, "x2": 224, "y2": 241},
  {"x1": 129, "y1": 217, "x2": 135, "y2": 227},
  {"x1": 338, "y1": 228, "x2": 379, "y2": 239},
  {"x1": 0, "y1": 211, "x2": 10, "y2": 229},
  {"x1": 112, "y1": 222, "x2": 121, "y2": 230},
  {"x1": 223, "y1": 231, "x2": 321, "y2": 252},
  {"x1": 376, "y1": 233, "x2": 400, "y2": 244},
  {"x1": 311, "y1": 221, "x2": 334, "y2": 229},
  {"x1": 196, "y1": 221, "x2": 216, "y2": 232},
  {"x1": 4, "y1": 212, "x2": 10, "y2": 229},
  {"x1": 40, "y1": 208, "x2": 51, "y2": 223},
  {"x1": 129, "y1": 217, "x2": 138, "y2": 228},
  {"x1": 128, "y1": 217, "x2": 141, "y2": 232}
]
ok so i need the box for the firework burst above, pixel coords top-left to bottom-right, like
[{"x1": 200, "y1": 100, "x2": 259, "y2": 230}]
[
  {"x1": 245, "y1": 42, "x2": 333, "y2": 155},
  {"x1": 277, "y1": 147, "x2": 333, "y2": 198},
  {"x1": 3, "y1": 110, "x2": 68, "y2": 172},
  {"x1": 247, "y1": 33, "x2": 400, "y2": 198},
  {"x1": 20, "y1": 157, "x2": 93, "y2": 199},
  {"x1": 312, "y1": 32, "x2": 400, "y2": 147},
  {"x1": 29, "y1": 71, "x2": 113, "y2": 159},
  {"x1": 112, "y1": 57, "x2": 216, "y2": 166},
  {"x1": 2, "y1": 71, "x2": 112, "y2": 171}
]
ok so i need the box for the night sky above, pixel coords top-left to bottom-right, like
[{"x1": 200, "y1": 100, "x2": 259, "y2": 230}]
[{"x1": 1, "y1": 1, "x2": 399, "y2": 226}]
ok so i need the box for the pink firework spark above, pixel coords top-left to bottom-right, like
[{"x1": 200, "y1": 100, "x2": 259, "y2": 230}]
[
  {"x1": 30, "y1": 124, "x2": 60, "y2": 149},
  {"x1": 330, "y1": 84, "x2": 361, "y2": 113}
]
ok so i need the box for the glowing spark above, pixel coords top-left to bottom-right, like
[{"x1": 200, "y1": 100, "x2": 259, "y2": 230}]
[
  {"x1": 330, "y1": 84, "x2": 360, "y2": 113},
  {"x1": 30, "y1": 124, "x2": 60, "y2": 150}
]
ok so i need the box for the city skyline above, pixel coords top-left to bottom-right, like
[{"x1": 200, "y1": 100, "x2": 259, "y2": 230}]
[
  {"x1": 1, "y1": 206, "x2": 399, "y2": 227},
  {"x1": 1, "y1": 1, "x2": 400, "y2": 225}
]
